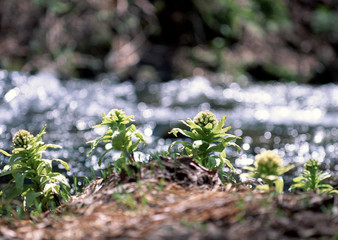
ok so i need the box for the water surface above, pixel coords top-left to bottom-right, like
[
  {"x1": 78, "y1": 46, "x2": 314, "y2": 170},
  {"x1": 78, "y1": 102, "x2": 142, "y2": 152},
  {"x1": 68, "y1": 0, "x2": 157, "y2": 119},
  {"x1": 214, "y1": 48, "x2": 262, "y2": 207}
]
[{"x1": 0, "y1": 70, "x2": 337, "y2": 184}]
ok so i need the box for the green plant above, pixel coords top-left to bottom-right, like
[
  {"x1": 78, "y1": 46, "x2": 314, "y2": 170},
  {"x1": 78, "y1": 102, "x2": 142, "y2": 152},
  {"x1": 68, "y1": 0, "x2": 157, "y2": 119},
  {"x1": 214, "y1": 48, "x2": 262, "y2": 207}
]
[
  {"x1": 242, "y1": 150, "x2": 294, "y2": 194},
  {"x1": 0, "y1": 126, "x2": 70, "y2": 213},
  {"x1": 168, "y1": 110, "x2": 241, "y2": 171},
  {"x1": 290, "y1": 159, "x2": 338, "y2": 194},
  {"x1": 87, "y1": 109, "x2": 146, "y2": 169}
]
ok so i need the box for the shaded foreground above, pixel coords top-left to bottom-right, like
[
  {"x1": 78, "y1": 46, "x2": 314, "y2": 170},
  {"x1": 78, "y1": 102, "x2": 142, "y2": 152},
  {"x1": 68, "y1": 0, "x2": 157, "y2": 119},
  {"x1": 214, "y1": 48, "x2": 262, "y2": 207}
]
[{"x1": 1, "y1": 158, "x2": 337, "y2": 240}]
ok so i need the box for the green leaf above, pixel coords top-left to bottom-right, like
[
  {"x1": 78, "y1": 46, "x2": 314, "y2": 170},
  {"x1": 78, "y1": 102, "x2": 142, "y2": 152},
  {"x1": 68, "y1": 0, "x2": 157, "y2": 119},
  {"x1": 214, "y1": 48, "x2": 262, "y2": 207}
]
[
  {"x1": 0, "y1": 167, "x2": 18, "y2": 177},
  {"x1": 290, "y1": 182, "x2": 306, "y2": 190},
  {"x1": 213, "y1": 127, "x2": 232, "y2": 138},
  {"x1": 318, "y1": 184, "x2": 334, "y2": 191},
  {"x1": 207, "y1": 142, "x2": 227, "y2": 153},
  {"x1": 6, "y1": 187, "x2": 21, "y2": 200},
  {"x1": 318, "y1": 172, "x2": 331, "y2": 181},
  {"x1": 24, "y1": 190, "x2": 41, "y2": 209},
  {"x1": 111, "y1": 130, "x2": 127, "y2": 151},
  {"x1": 256, "y1": 184, "x2": 270, "y2": 192},
  {"x1": 49, "y1": 173, "x2": 70, "y2": 188},
  {"x1": 265, "y1": 175, "x2": 278, "y2": 181},
  {"x1": 275, "y1": 177, "x2": 284, "y2": 194},
  {"x1": 36, "y1": 124, "x2": 47, "y2": 140},
  {"x1": 36, "y1": 162, "x2": 46, "y2": 176},
  {"x1": 169, "y1": 128, "x2": 197, "y2": 139},
  {"x1": 127, "y1": 124, "x2": 136, "y2": 133},
  {"x1": 292, "y1": 176, "x2": 306, "y2": 183},
  {"x1": 129, "y1": 139, "x2": 141, "y2": 153},
  {"x1": 223, "y1": 159, "x2": 235, "y2": 171},
  {"x1": 44, "y1": 144, "x2": 62, "y2": 149},
  {"x1": 276, "y1": 164, "x2": 294, "y2": 175},
  {"x1": 212, "y1": 115, "x2": 227, "y2": 133},
  {"x1": 227, "y1": 141, "x2": 242, "y2": 153},
  {"x1": 87, "y1": 135, "x2": 105, "y2": 156},
  {"x1": 42, "y1": 159, "x2": 53, "y2": 173},
  {"x1": 134, "y1": 131, "x2": 146, "y2": 143},
  {"x1": 205, "y1": 123, "x2": 213, "y2": 130},
  {"x1": 43, "y1": 183, "x2": 60, "y2": 195},
  {"x1": 219, "y1": 152, "x2": 234, "y2": 171},
  {"x1": 39, "y1": 176, "x2": 49, "y2": 186},
  {"x1": 59, "y1": 186, "x2": 70, "y2": 201},
  {"x1": 0, "y1": 149, "x2": 11, "y2": 157},
  {"x1": 242, "y1": 166, "x2": 256, "y2": 172},
  {"x1": 98, "y1": 148, "x2": 113, "y2": 166},
  {"x1": 184, "y1": 120, "x2": 206, "y2": 137},
  {"x1": 15, "y1": 172, "x2": 27, "y2": 191}
]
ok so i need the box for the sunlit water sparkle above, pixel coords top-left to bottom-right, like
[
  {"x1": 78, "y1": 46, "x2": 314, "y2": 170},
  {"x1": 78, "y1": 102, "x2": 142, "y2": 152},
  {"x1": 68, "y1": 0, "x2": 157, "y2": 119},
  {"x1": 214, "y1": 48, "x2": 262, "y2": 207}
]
[{"x1": 0, "y1": 70, "x2": 337, "y2": 186}]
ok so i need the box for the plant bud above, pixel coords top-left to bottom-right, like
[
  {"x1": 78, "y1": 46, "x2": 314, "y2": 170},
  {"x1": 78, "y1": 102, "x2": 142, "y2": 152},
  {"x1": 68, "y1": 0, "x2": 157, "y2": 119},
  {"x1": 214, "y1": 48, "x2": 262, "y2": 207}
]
[
  {"x1": 193, "y1": 110, "x2": 218, "y2": 128},
  {"x1": 107, "y1": 109, "x2": 125, "y2": 119},
  {"x1": 12, "y1": 130, "x2": 33, "y2": 148},
  {"x1": 255, "y1": 150, "x2": 282, "y2": 174},
  {"x1": 304, "y1": 159, "x2": 320, "y2": 172}
]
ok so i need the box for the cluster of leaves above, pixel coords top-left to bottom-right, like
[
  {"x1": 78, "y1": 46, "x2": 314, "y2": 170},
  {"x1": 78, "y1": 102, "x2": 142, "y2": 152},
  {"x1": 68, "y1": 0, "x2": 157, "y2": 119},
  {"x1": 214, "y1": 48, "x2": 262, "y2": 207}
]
[
  {"x1": 168, "y1": 110, "x2": 241, "y2": 171},
  {"x1": 1, "y1": 108, "x2": 336, "y2": 218},
  {"x1": 87, "y1": 109, "x2": 146, "y2": 170},
  {"x1": 290, "y1": 159, "x2": 338, "y2": 194},
  {"x1": 89, "y1": 109, "x2": 336, "y2": 196},
  {"x1": 0, "y1": 125, "x2": 70, "y2": 214},
  {"x1": 242, "y1": 150, "x2": 294, "y2": 194}
]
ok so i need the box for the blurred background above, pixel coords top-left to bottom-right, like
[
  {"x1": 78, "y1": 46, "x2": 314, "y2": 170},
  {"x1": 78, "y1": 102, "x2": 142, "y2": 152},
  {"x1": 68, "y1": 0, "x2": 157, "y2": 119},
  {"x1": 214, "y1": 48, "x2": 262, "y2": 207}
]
[
  {"x1": 0, "y1": 0, "x2": 337, "y2": 186},
  {"x1": 1, "y1": 0, "x2": 338, "y2": 83}
]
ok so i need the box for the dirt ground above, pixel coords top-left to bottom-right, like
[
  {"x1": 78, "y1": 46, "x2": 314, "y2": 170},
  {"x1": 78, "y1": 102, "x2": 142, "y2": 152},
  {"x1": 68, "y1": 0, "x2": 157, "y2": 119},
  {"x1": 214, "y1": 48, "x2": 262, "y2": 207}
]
[{"x1": 0, "y1": 157, "x2": 337, "y2": 240}]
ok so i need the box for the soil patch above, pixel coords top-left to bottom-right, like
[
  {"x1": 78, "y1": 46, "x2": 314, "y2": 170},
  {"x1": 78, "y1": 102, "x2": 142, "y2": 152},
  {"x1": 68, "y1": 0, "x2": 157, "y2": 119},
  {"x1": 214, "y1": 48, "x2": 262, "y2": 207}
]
[{"x1": 0, "y1": 157, "x2": 337, "y2": 239}]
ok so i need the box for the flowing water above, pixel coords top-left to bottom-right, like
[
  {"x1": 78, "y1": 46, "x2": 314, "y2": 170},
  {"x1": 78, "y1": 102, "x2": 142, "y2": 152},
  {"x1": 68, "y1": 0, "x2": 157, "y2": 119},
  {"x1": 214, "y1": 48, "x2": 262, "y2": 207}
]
[{"x1": 0, "y1": 69, "x2": 337, "y2": 186}]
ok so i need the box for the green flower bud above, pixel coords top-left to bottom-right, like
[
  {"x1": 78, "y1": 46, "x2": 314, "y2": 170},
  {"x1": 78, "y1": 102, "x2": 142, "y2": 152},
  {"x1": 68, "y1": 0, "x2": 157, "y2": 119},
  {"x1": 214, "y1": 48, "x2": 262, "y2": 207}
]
[
  {"x1": 107, "y1": 109, "x2": 133, "y2": 125},
  {"x1": 304, "y1": 159, "x2": 320, "y2": 172},
  {"x1": 255, "y1": 150, "x2": 282, "y2": 175},
  {"x1": 193, "y1": 110, "x2": 219, "y2": 128},
  {"x1": 12, "y1": 130, "x2": 33, "y2": 149}
]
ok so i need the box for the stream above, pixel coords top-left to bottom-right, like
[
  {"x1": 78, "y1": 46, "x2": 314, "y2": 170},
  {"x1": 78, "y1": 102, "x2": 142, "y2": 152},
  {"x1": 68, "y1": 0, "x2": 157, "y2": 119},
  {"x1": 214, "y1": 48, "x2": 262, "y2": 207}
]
[{"x1": 0, "y1": 69, "x2": 337, "y2": 187}]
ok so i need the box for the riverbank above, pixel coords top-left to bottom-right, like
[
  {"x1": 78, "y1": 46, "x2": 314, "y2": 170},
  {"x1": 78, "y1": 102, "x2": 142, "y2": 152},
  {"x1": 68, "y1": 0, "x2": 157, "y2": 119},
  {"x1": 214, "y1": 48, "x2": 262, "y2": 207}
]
[{"x1": 1, "y1": 157, "x2": 337, "y2": 240}]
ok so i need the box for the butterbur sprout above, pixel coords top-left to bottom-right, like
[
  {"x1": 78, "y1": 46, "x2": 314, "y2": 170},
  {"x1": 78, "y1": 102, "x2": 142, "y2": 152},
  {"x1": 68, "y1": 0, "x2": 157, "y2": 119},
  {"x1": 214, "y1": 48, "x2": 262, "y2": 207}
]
[
  {"x1": 12, "y1": 130, "x2": 33, "y2": 149},
  {"x1": 290, "y1": 158, "x2": 337, "y2": 194},
  {"x1": 107, "y1": 109, "x2": 134, "y2": 125},
  {"x1": 193, "y1": 110, "x2": 219, "y2": 128},
  {"x1": 242, "y1": 150, "x2": 293, "y2": 193},
  {"x1": 254, "y1": 150, "x2": 282, "y2": 175},
  {"x1": 304, "y1": 159, "x2": 320, "y2": 172},
  {"x1": 1, "y1": 125, "x2": 70, "y2": 212},
  {"x1": 87, "y1": 108, "x2": 145, "y2": 166},
  {"x1": 169, "y1": 110, "x2": 241, "y2": 171}
]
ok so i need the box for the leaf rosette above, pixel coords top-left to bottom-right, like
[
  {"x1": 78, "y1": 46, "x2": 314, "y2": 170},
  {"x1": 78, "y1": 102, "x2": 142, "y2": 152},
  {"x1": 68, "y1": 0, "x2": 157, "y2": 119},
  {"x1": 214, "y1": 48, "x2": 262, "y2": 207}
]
[
  {"x1": 87, "y1": 109, "x2": 146, "y2": 167},
  {"x1": 0, "y1": 125, "x2": 70, "y2": 212},
  {"x1": 290, "y1": 159, "x2": 338, "y2": 194},
  {"x1": 168, "y1": 110, "x2": 241, "y2": 170},
  {"x1": 242, "y1": 150, "x2": 294, "y2": 193}
]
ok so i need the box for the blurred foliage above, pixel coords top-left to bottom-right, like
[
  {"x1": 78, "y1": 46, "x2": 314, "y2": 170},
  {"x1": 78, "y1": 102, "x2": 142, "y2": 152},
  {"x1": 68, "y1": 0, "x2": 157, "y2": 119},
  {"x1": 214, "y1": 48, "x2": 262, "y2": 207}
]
[
  {"x1": 0, "y1": 0, "x2": 337, "y2": 83},
  {"x1": 194, "y1": 0, "x2": 289, "y2": 40},
  {"x1": 311, "y1": 6, "x2": 338, "y2": 40},
  {"x1": 33, "y1": 0, "x2": 74, "y2": 15}
]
